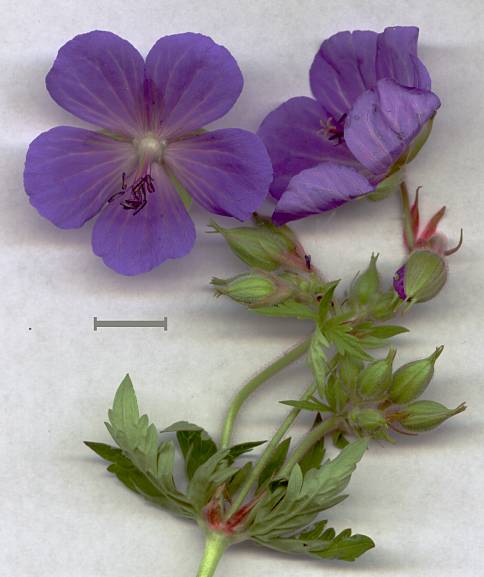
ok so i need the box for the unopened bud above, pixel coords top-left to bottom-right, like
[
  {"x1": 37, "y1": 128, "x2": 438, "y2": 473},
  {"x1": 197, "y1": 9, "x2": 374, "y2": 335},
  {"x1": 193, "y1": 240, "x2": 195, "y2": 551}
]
[
  {"x1": 358, "y1": 348, "x2": 396, "y2": 400},
  {"x1": 209, "y1": 221, "x2": 307, "y2": 272},
  {"x1": 350, "y1": 253, "x2": 380, "y2": 306},
  {"x1": 349, "y1": 407, "x2": 387, "y2": 433},
  {"x1": 389, "y1": 346, "x2": 443, "y2": 404},
  {"x1": 339, "y1": 355, "x2": 364, "y2": 393},
  {"x1": 211, "y1": 272, "x2": 292, "y2": 308},
  {"x1": 393, "y1": 250, "x2": 447, "y2": 303},
  {"x1": 369, "y1": 290, "x2": 400, "y2": 321},
  {"x1": 397, "y1": 400, "x2": 466, "y2": 432}
]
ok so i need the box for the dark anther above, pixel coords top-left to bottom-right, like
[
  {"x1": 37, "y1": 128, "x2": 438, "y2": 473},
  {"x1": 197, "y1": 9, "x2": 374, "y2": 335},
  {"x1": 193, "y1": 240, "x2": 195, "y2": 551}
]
[
  {"x1": 107, "y1": 172, "x2": 128, "y2": 203},
  {"x1": 319, "y1": 113, "x2": 346, "y2": 144},
  {"x1": 305, "y1": 254, "x2": 312, "y2": 270},
  {"x1": 120, "y1": 174, "x2": 155, "y2": 216}
]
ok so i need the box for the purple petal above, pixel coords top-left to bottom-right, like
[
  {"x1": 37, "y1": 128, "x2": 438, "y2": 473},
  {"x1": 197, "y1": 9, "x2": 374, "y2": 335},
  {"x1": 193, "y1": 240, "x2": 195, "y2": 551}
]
[
  {"x1": 145, "y1": 33, "x2": 243, "y2": 138},
  {"x1": 272, "y1": 163, "x2": 375, "y2": 225},
  {"x1": 92, "y1": 164, "x2": 195, "y2": 275},
  {"x1": 164, "y1": 129, "x2": 272, "y2": 220},
  {"x1": 24, "y1": 126, "x2": 136, "y2": 228},
  {"x1": 376, "y1": 27, "x2": 431, "y2": 90},
  {"x1": 310, "y1": 30, "x2": 378, "y2": 119},
  {"x1": 257, "y1": 97, "x2": 358, "y2": 200},
  {"x1": 46, "y1": 31, "x2": 146, "y2": 136},
  {"x1": 344, "y1": 78, "x2": 441, "y2": 175},
  {"x1": 310, "y1": 26, "x2": 431, "y2": 119}
]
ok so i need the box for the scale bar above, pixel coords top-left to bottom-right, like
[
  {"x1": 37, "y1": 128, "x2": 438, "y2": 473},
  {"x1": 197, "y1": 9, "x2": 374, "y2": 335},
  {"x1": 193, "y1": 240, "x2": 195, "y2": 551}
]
[{"x1": 94, "y1": 317, "x2": 167, "y2": 331}]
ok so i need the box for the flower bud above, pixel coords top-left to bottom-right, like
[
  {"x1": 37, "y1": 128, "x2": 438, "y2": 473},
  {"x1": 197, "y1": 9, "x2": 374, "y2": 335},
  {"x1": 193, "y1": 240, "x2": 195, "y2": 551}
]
[
  {"x1": 389, "y1": 346, "x2": 443, "y2": 404},
  {"x1": 350, "y1": 253, "x2": 381, "y2": 306},
  {"x1": 397, "y1": 400, "x2": 466, "y2": 432},
  {"x1": 393, "y1": 249, "x2": 447, "y2": 303},
  {"x1": 357, "y1": 348, "x2": 396, "y2": 400},
  {"x1": 209, "y1": 221, "x2": 307, "y2": 272},
  {"x1": 349, "y1": 407, "x2": 387, "y2": 433},
  {"x1": 369, "y1": 289, "x2": 400, "y2": 321},
  {"x1": 339, "y1": 355, "x2": 364, "y2": 393},
  {"x1": 211, "y1": 272, "x2": 292, "y2": 308}
]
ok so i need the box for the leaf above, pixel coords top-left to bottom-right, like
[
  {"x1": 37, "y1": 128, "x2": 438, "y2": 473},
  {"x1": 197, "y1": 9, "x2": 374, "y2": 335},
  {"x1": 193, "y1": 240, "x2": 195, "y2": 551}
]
[
  {"x1": 332, "y1": 431, "x2": 350, "y2": 449},
  {"x1": 163, "y1": 421, "x2": 217, "y2": 480},
  {"x1": 317, "y1": 281, "x2": 340, "y2": 323},
  {"x1": 84, "y1": 441, "x2": 124, "y2": 463},
  {"x1": 308, "y1": 327, "x2": 328, "y2": 395},
  {"x1": 91, "y1": 376, "x2": 194, "y2": 518},
  {"x1": 324, "y1": 326, "x2": 373, "y2": 361},
  {"x1": 227, "y1": 440, "x2": 266, "y2": 461},
  {"x1": 252, "y1": 300, "x2": 316, "y2": 320},
  {"x1": 250, "y1": 439, "x2": 368, "y2": 539},
  {"x1": 258, "y1": 437, "x2": 291, "y2": 487},
  {"x1": 253, "y1": 527, "x2": 374, "y2": 562},
  {"x1": 279, "y1": 400, "x2": 331, "y2": 413},
  {"x1": 226, "y1": 462, "x2": 253, "y2": 498},
  {"x1": 187, "y1": 449, "x2": 238, "y2": 512},
  {"x1": 367, "y1": 325, "x2": 409, "y2": 339},
  {"x1": 299, "y1": 421, "x2": 326, "y2": 475}
]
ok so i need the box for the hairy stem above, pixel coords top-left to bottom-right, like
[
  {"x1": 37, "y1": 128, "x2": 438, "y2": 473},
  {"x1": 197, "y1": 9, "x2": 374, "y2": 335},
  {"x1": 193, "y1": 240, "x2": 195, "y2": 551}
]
[
  {"x1": 279, "y1": 415, "x2": 340, "y2": 477},
  {"x1": 224, "y1": 378, "x2": 320, "y2": 519},
  {"x1": 195, "y1": 532, "x2": 229, "y2": 577},
  {"x1": 221, "y1": 338, "x2": 311, "y2": 448}
]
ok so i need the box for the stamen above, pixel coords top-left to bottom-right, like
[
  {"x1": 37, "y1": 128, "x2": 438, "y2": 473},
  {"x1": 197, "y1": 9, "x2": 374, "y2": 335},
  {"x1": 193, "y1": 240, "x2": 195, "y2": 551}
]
[
  {"x1": 108, "y1": 173, "x2": 155, "y2": 216},
  {"x1": 318, "y1": 114, "x2": 346, "y2": 144}
]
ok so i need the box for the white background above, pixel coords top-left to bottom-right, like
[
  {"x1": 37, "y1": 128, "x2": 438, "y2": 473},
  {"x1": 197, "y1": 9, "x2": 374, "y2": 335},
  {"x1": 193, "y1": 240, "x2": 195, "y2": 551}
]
[{"x1": 1, "y1": 1, "x2": 483, "y2": 576}]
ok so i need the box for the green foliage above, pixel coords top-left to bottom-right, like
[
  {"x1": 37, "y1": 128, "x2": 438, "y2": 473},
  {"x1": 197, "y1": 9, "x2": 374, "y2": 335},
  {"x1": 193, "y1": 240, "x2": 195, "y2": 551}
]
[
  {"x1": 250, "y1": 440, "x2": 368, "y2": 539},
  {"x1": 258, "y1": 437, "x2": 291, "y2": 487},
  {"x1": 163, "y1": 421, "x2": 217, "y2": 480},
  {"x1": 253, "y1": 520, "x2": 374, "y2": 562}
]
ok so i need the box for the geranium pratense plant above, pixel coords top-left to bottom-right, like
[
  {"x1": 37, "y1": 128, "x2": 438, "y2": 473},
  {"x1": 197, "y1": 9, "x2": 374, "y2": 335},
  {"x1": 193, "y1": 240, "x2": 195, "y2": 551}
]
[
  {"x1": 24, "y1": 31, "x2": 272, "y2": 275},
  {"x1": 258, "y1": 26, "x2": 440, "y2": 224},
  {"x1": 74, "y1": 24, "x2": 466, "y2": 577}
]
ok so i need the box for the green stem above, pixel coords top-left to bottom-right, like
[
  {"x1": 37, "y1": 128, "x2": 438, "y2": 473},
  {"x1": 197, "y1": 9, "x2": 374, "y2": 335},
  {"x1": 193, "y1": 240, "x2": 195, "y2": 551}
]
[
  {"x1": 400, "y1": 181, "x2": 414, "y2": 249},
  {"x1": 279, "y1": 416, "x2": 340, "y2": 477},
  {"x1": 195, "y1": 532, "x2": 229, "y2": 577},
  {"x1": 220, "y1": 338, "x2": 311, "y2": 448},
  {"x1": 225, "y1": 378, "x2": 319, "y2": 519}
]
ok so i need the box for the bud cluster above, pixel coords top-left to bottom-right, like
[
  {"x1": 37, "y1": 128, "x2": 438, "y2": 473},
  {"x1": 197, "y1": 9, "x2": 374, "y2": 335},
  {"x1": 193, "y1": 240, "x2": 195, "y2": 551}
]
[{"x1": 302, "y1": 346, "x2": 465, "y2": 442}]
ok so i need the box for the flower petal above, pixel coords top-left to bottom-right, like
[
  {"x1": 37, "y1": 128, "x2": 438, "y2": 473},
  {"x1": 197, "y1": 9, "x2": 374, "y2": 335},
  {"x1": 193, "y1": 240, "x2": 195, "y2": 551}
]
[
  {"x1": 309, "y1": 26, "x2": 431, "y2": 119},
  {"x1": 92, "y1": 164, "x2": 195, "y2": 275},
  {"x1": 376, "y1": 26, "x2": 431, "y2": 90},
  {"x1": 145, "y1": 33, "x2": 243, "y2": 138},
  {"x1": 344, "y1": 78, "x2": 441, "y2": 175},
  {"x1": 272, "y1": 163, "x2": 374, "y2": 225},
  {"x1": 164, "y1": 129, "x2": 272, "y2": 220},
  {"x1": 257, "y1": 97, "x2": 358, "y2": 200},
  {"x1": 310, "y1": 30, "x2": 378, "y2": 119},
  {"x1": 24, "y1": 126, "x2": 136, "y2": 228},
  {"x1": 46, "y1": 31, "x2": 146, "y2": 136}
]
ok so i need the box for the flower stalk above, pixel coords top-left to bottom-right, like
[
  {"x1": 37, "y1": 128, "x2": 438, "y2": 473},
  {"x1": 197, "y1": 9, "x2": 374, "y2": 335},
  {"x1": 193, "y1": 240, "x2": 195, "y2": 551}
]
[
  {"x1": 221, "y1": 338, "x2": 311, "y2": 448},
  {"x1": 196, "y1": 532, "x2": 230, "y2": 577}
]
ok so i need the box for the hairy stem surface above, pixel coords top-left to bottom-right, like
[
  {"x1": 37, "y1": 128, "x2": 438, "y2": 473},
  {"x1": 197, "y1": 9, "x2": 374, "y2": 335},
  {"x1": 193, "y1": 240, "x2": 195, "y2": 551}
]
[
  {"x1": 195, "y1": 532, "x2": 229, "y2": 577},
  {"x1": 221, "y1": 338, "x2": 311, "y2": 448}
]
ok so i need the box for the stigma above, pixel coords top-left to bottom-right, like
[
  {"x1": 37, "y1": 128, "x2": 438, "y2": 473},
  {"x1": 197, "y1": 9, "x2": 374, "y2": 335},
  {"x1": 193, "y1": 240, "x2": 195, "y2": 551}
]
[{"x1": 134, "y1": 134, "x2": 167, "y2": 163}]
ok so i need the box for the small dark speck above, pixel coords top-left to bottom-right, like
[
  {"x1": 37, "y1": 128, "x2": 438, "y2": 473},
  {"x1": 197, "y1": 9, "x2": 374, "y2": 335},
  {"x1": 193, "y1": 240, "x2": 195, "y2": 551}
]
[{"x1": 28, "y1": 327, "x2": 32, "y2": 331}]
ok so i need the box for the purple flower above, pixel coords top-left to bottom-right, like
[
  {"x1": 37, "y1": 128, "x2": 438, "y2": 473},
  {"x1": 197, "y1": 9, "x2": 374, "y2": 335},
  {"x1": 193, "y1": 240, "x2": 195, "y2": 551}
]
[
  {"x1": 257, "y1": 26, "x2": 440, "y2": 225},
  {"x1": 24, "y1": 31, "x2": 272, "y2": 275}
]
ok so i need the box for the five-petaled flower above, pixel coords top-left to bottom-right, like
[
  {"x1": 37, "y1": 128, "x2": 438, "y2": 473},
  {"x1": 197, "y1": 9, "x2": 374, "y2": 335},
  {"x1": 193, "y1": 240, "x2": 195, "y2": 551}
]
[
  {"x1": 24, "y1": 31, "x2": 273, "y2": 275},
  {"x1": 258, "y1": 26, "x2": 441, "y2": 224}
]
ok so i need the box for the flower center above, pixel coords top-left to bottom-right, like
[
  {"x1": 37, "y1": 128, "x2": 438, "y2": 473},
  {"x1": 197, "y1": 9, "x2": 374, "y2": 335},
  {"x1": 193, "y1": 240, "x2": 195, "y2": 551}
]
[
  {"x1": 134, "y1": 134, "x2": 167, "y2": 163},
  {"x1": 319, "y1": 114, "x2": 346, "y2": 144}
]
